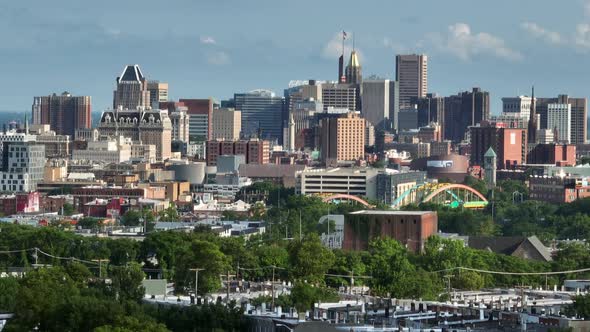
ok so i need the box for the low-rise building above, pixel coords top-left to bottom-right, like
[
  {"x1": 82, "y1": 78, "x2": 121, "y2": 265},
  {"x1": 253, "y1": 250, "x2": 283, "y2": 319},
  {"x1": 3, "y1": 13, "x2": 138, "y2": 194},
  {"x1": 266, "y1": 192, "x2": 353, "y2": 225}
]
[
  {"x1": 296, "y1": 167, "x2": 379, "y2": 199},
  {"x1": 376, "y1": 170, "x2": 427, "y2": 205},
  {"x1": 529, "y1": 175, "x2": 590, "y2": 204},
  {"x1": 343, "y1": 210, "x2": 438, "y2": 253}
]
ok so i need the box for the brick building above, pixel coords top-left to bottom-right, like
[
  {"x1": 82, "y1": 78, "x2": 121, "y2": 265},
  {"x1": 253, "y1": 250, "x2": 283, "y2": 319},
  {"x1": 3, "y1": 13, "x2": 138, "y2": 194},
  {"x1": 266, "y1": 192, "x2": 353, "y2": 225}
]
[
  {"x1": 343, "y1": 210, "x2": 438, "y2": 253},
  {"x1": 529, "y1": 176, "x2": 590, "y2": 204},
  {"x1": 470, "y1": 124, "x2": 527, "y2": 169},
  {"x1": 527, "y1": 144, "x2": 576, "y2": 166},
  {"x1": 72, "y1": 187, "x2": 145, "y2": 212},
  {"x1": 206, "y1": 139, "x2": 270, "y2": 166}
]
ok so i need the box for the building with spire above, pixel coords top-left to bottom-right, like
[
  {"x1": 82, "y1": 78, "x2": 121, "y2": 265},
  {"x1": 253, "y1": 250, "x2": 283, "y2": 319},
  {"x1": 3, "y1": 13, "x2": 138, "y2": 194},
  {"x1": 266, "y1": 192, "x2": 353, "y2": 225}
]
[
  {"x1": 113, "y1": 65, "x2": 150, "y2": 110},
  {"x1": 484, "y1": 147, "x2": 497, "y2": 188},
  {"x1": 345, "y1": 50, "x2": 362, "y2": 85},
  {"x1": 527, "y1": 86, "x2": 538, "y2": 144}
]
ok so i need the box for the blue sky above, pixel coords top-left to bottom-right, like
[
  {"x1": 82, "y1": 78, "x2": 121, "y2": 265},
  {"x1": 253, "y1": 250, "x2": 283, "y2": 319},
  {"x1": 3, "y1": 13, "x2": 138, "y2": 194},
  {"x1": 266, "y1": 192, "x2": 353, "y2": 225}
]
[{"x1": 2, "y1": 0, "x2": 590, "y2": 114}]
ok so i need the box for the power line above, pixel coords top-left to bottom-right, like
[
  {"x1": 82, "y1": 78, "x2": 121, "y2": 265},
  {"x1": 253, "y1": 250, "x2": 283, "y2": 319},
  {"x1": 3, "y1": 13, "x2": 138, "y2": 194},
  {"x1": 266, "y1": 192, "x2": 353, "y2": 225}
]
[{"x1": 429, "y1": 266, "x2": 590, "y2": 276}]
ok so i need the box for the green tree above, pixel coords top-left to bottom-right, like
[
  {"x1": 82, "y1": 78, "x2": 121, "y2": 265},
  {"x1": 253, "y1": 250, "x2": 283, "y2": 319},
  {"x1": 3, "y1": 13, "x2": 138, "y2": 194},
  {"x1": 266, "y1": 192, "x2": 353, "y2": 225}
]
[
  {"x1": 109, "y1": 262, "x2": 146, "y2": 302},
  {"x1": 174, "y1": 240, "x2": 230, "y2": 294},
  {"x1": 290, "y1": 282, "x2": 339, "y2": 313},
  {"x1": 566, "y1": 294, "x2": 590, "y2": 319},
  {"x1": 366, "y1": 238, "x2": 431, "y2": 298},
  {"x1": 0, "y1": 277, "x2": 19, "y2": 312},
  {"x1": 158, "y1": 203, "x2": 179, "y2": 222},
  {"x1": 288, "y1": 234, "x2": 335, "y2": 283},
  {"x1": 62, "y1": 202, "x2": 75, "y2": 216}
]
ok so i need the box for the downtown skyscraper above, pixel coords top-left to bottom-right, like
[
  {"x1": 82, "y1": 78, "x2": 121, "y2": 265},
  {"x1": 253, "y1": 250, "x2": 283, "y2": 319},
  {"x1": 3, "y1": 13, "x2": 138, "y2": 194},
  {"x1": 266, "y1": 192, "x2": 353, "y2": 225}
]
[
  {"x1": 395, "y1": 54, "x2": 428, "y2": 109},
  {"x1": 113, "y1": 64, "x2": 150, "y2": 110}
]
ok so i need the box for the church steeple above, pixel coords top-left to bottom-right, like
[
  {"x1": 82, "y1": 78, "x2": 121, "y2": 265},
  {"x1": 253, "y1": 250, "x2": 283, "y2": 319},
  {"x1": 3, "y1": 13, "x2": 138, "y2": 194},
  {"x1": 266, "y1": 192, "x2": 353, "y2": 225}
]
[{"x1": 527, "y1": 85, "x2": 537, "y2": 144}]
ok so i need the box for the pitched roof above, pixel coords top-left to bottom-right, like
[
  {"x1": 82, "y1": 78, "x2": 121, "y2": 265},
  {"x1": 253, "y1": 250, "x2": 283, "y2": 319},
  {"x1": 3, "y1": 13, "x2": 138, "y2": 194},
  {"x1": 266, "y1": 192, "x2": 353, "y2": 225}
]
[
  {"x1": 484, "y1": 147, "x2": 497, "y2": 157},
  {"x1": 467, "y1": 235, "x2": 552, "y2": 261},
  {"x1": 119, "y1": 65, "x2": 144, "y2": 82}
]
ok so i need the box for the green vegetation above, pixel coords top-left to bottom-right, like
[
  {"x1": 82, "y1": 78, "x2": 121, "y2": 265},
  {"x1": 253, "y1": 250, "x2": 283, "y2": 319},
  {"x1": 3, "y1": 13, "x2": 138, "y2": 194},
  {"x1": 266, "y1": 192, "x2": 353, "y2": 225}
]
[{"x1": 4, "y1": 179, "x2": 590, "y2": 329}]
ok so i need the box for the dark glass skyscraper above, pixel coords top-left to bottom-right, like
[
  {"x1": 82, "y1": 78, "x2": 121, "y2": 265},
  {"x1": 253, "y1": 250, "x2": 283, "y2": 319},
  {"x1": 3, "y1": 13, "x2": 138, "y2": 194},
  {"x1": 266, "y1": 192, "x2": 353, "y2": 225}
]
[{"x1": 234, "y1": 90, "x2": 284, "y2": 143}]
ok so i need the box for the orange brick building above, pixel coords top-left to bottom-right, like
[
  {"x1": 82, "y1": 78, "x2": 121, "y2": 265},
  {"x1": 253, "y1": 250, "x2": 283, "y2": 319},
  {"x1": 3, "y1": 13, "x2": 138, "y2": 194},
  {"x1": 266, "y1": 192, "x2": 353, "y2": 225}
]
[{"x1": 343, "y1": 210, "x2": 438, "y2": 253}]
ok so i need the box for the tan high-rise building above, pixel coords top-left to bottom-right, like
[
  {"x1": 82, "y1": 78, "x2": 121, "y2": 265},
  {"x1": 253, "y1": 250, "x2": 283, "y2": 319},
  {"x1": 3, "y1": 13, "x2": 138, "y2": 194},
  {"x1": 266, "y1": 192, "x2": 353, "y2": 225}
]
[
  {"x1": 211, "y1": 108, "x2": 241, "y2": 141},
  {"x1": 320, "y1": 112, "x2": 365, "y2": 165},
  {"x1": 147, "y1": 81, "x2": 169, "y2": 108},
  {"x1": 97, "y1": 108, "x2": 172, "y2": 161},
  {"x1": 113, "y1": 65, "x2": 150, "y2": 110},
  {"x1": 396, "y1": 54, "x2": 428, "y2": 109},
  {"x1": 32, "y1": 92, "x2": 91, "y2": 137}
]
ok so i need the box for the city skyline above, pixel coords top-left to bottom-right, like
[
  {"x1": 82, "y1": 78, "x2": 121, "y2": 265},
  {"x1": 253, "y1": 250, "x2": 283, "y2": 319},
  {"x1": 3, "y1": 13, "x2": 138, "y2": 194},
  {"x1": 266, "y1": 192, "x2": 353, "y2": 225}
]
[{"x1": 2, "y1": 0, "x2": 590, "y2": 114}]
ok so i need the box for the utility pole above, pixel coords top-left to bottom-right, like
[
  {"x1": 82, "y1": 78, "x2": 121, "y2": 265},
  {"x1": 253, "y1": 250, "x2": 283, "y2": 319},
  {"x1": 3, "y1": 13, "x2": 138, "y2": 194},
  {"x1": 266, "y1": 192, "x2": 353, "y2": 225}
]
[
  {"x1": 220, "y1": 270, "x2": 236, "y2": 303},
  {"x1": 271, "y1": 265, "x2": 276, "y2": 311},
  {"x1": 92, "y1": 259, "x2": 109, "y2": 279},
  {"x1": 189, "y1": 268, "x2": 205, "y2": 297}
]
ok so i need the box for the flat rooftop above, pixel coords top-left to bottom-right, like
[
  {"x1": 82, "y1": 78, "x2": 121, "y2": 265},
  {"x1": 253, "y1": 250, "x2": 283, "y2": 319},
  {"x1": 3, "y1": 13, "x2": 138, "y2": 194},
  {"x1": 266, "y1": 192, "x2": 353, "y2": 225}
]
[{"x1": 348, "y1": 210, "x2": 434, "y2": 216}]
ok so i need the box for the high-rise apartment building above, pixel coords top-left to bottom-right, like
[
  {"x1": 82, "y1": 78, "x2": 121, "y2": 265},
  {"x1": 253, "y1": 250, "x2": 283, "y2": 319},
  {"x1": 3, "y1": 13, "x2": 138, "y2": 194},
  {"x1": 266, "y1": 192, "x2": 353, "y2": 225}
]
[
  {"x1": 211, "y1": 108, "x2": 241, "y2": 141},
  {"x1": 179, "y1": 98, "x2": 214, "y2": 141},
  {"x1": 147, "y1": 81, "x2": 169, "y2": 108},
  {"x1": 169, "y1": 107, "x2": 190, "y2": 142},
  {"x1": 32, "y1": 92, "x2": 91, "y2": 137},
  {"x1": 535, "y1": 95, "x2": 587, "y2": 145},
  {"x1": 547, "y1": 103, "x2": 572, "y2": 144},
  {"x1": 235, "y1": 90, "x2": 284, "y2": 142},
  {"x1": 321, "y1": 83, "x2": 359, "y2": 112},
  {"x1": 320, "y1": 112, "x2": 365, "y2": 165},
  {"x1": 113, "y1": 65, "x2": 150, "y2": 110},
  {"x1": 97, "y1": 108, "x2": 172, "y2": 161},
  {"x1": 444, "y1": 87, "x2": 490, "y2": 142},
  {"x1": 361, "y1": 79, "x2": 399, "y2": 130},
  {"x1": 395, "y1": 54, "x2": 428, "y2": 109}
]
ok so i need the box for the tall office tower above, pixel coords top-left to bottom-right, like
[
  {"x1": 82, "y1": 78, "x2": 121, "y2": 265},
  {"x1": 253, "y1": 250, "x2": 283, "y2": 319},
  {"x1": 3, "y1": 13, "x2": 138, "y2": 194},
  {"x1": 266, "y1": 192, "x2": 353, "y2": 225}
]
[
  {"x1": 320, "y1": 112, "x2": 365, "y2": 166},
  {"x1": 361, "y1": 79, "x2": 399, "y2": 130},
  {"x1": 411, "y1": 93, "x2": 444, "y2": 131},
  {"x1": 179, "y1": 98, "x2": 213, "y2": 141},
  {"x1": 502, "y1": 96, "x2": 534, "y2": 120},
  {"x1": 0, "y1": 133, "x2": 44, "y2": 192},
  {"x1": 235, "y1": 90, "x2": 284, "y2": 142},
  {"x1": 470, "y1": 124, "x2": 527, "y2": 169},
  {"x1": 211, "y1": 108, "x2": 241, "y2": 141},
  {"x1": 395, "y1": 54, "x2": 428, "y2": 109},
  {"x1": 113, "y1": 65, "x2": 150, "y2": 110},
  {"x1": 547, "y1": 103, "x2": 572, "y2": 143},
  {"x1": 32, "y1": 92, "x2": 91, "y2": 137},
  {"x1": 321, "y1": 83, "x2": 359, "y2": 112},
  {"x1": 443, "y1": 87, "x2": 490, "y2": 142},
  {"x1": 97, "y1": 108, "x2": 172, "y2": 161},
  {"x1": 535, "y1": 95, "x2": 587, "y2": 145},
  {"x1": 147, "y1": 81, "x2": 169, "y2": 108},
  {"x1": 169, "y1": 106, "x2": 190, "y2": 142},
  {"x1": 345, "y1": 50, "x2": 362, "y2": 85}
]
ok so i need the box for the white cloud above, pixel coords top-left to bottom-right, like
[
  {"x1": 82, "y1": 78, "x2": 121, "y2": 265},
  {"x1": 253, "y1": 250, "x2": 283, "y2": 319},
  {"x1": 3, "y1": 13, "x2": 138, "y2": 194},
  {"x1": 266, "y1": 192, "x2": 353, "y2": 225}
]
[
  {"x1": 575, "y1": 23, "x2": 590, "y2": 48},
  {"x1": 431, "y1": 23, "x2": 523, "y2": 61},
  {"x1": 207, "y1": 51, "x2": 230, "y2": 65},
  {"x1": 521, "y1": 22, "x2": 563, "y2": 44},
  {"x1": 200, "y1": 36, "x2": 216, "y2": 45}
]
